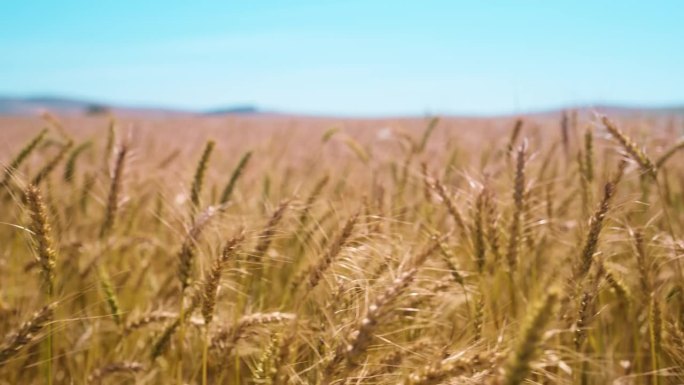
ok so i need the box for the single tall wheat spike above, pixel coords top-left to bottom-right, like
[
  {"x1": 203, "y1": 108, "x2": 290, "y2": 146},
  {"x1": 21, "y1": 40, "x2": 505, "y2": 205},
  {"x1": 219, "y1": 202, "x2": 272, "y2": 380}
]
[
  {"x1": 507, "y1": 119, "x2": 523, "y2": 158},
  {"x1": 190, "y1": 140, "x2": 215, "y2": 212},
  {"x1": 577, "y1": 160, "x2": 626, "y2": 278},
  {"x1": 431, "y1": 179, "x2": 467, "y2": 236},
  {"x1": 220, "y1": 150, "x2": 253, "y2": 204},
  {"x1": 506, "y1": 142, "x2": 526, "y2": 272},
  {"x1": 483, "y1": 185, "x2": 503, "y2": 264},
  {"x1": 25, "y1": 185, "x2": 57, "y2": 296},
  {"x1": 100, "y1": 140, "x2": 128, "y2": 238}
]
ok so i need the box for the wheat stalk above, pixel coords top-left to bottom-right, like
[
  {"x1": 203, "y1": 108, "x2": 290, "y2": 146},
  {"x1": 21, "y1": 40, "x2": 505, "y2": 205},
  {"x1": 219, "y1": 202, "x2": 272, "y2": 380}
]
[
  {"x1": 649, "y1": 293, "x2": 663, "y2": 385},
  {"x1": 472, "y1": 188, "x2": 486, "y2": 274}
]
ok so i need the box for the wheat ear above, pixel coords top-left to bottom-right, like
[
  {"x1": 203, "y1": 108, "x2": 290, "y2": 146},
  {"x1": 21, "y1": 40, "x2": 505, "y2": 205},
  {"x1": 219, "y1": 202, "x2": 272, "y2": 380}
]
[
  {"x1": 601, "y1": 115, "x2": 657, "y2": 178},
  {"x1": 301, "y1": 212, "x2": 358, "y2": 292},
  {"x1": 100, "y1": 140, "x2": 128, "y2": 239},
  {"x1": 503, "y1": 290, "x2": 558, "y2": 385},
  {"x1": 178, "y1": 205, "x2": 221, "y2": 291},
  {"x1": 220, "y1": 150, "x2": 253, "y2": 204},
  {"x1": 249, "y1": 200, "x2": 290, "y2": 263},
  {"x1": 25, "y1": 185, "x2": 57, "y2": 296},
  {"x1": 190, "y1": 140, "x2": 215, "y2": 213},
  {"x1": 210, "y1": 312, "x2": 296, "y2": 355},
  {"x1": 655, "y1": 137, "x2": 684, "y2": 168},
  {"x1": 505, "y1": 142, "x2": 526, "y2": 272},
  {"x1": 1, "y1": 128, "x2": 48, "y2": 188},
  {"x1": 31, "y1": 139, "x2": 73, "y2": 186},
  {"x1": 0, "y1": 303, "x2": 55, "y2": 367},
  {"x1": 87, "y1": 361, "x2": 144, "y2": 384},
  {"x1": 63, "y1": 141, "x2": 92, "y2": 182},
  {"x1": 577, "y1": 160, "x2": 626, "y2": 278},
  {"x1": 201, "y1": 232, "x2": 246, "y2": 325}
]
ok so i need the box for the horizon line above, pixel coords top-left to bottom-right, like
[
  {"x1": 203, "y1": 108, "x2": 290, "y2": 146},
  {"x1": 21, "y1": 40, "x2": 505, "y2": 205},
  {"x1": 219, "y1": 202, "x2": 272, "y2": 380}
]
[{"x1": 1, "y1": 93, "x2": 683, "y2": 119}]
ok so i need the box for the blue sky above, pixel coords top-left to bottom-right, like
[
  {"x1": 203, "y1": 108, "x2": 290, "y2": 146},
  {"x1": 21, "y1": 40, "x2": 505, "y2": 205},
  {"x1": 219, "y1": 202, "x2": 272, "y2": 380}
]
[{"x1": 1, "y1": 1, "x2": 683, "y2": 116}]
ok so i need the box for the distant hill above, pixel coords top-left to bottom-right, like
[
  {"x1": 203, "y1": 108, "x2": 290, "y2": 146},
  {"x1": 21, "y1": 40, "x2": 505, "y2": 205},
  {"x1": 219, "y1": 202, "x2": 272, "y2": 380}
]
[
  {"x1": 204, "y1": 105, "x2": 260, "y2": 115},
  {"x1": 0, "y1": 96, "x2": 195, "y2": 117},
  {"x1": 0, "y1": 95, "x2": 682, "y2": 118},
  {"x1": 0, "y1": 96, "x2": 97, "y2": 116},
  {"x1": 0, "y1": 96, "x2": 261, "y2": 117}
]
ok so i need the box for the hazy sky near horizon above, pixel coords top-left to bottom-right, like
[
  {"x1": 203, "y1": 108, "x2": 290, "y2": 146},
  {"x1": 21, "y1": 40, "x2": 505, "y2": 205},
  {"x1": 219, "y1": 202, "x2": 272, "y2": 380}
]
[{"x1": 1, "y1": 1, "x2": 683, "y2": 116}]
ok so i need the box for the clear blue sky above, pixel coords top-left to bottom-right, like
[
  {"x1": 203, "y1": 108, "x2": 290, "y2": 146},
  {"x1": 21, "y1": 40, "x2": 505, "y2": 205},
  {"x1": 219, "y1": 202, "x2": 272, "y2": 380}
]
[{"x1": 1, "y1": 1, "x2": 683, "y2": 116}]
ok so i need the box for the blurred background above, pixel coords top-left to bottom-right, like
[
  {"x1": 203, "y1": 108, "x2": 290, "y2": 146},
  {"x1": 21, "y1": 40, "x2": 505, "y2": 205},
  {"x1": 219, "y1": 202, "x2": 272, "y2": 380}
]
[{"x1": 1, "y1": 1, "x2": 683, "y2": 117}]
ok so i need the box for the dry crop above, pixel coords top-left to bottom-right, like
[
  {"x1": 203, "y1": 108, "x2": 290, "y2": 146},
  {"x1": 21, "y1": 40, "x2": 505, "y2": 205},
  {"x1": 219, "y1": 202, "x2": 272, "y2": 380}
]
[{"x1": 1, "y1": 112, "x2": 683, "y2": 384}]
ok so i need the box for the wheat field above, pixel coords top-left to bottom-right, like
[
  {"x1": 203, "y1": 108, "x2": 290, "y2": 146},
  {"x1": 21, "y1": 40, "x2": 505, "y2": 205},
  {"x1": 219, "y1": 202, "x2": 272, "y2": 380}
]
[{"x1": 0, "y1": 112, "x2": 683, "y2": 384}]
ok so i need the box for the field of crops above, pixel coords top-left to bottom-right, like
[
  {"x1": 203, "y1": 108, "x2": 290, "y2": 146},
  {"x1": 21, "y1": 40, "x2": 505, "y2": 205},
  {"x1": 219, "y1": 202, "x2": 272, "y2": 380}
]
[{"x1": 1, "y1": 112, "x2": 683, "y2": 384}]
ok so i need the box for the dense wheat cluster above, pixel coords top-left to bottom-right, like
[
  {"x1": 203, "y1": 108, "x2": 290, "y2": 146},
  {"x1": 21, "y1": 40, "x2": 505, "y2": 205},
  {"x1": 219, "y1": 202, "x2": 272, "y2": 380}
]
[{"x1": 1, "y1": 112, "x2": 683, "y2": 384}]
